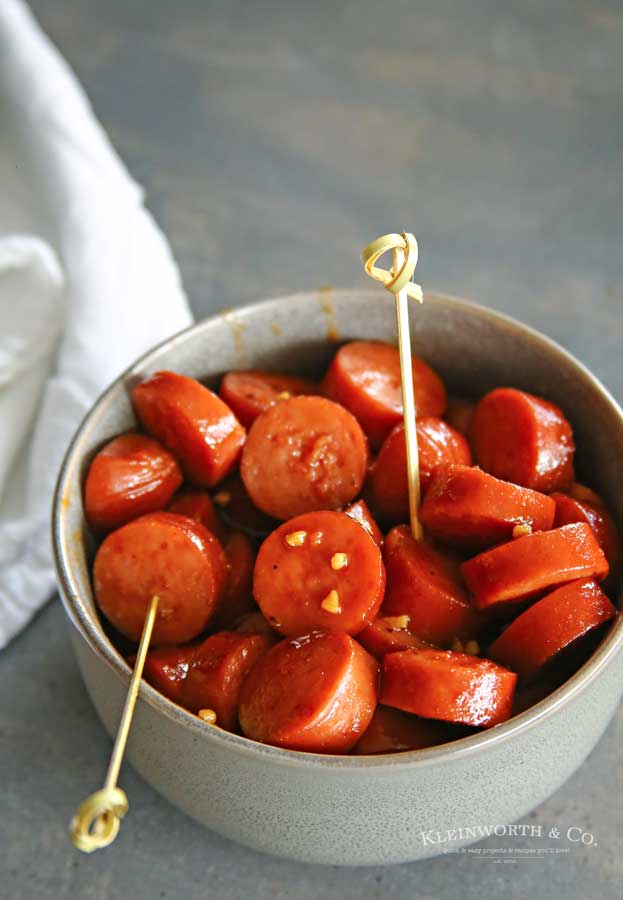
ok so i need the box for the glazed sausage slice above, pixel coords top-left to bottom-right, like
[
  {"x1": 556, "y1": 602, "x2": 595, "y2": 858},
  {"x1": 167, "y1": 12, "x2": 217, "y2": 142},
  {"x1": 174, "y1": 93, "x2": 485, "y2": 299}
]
[
  {"x1": 344, "y1": 498, "x2": 384, "y2": 546},
  {"x1": 551, "y1": 491, "x2": 621, "y2": 578},
  {"x1": 241, "y1": 396, "x2": 368, "y2": 520},
  {"x1": 143, "y1": 646, "x2": 195, "y2": 704},
  {"x1": 93, "y1": 511, "x2": 228, "y2": 644},
  {"x1": 372, "y1": 419, "x2": 472, "y2": 524},
  {"x1": 168, "y1": 488, "x2": 227, "y2": 543},
  {"x1": 351, "y1": 705, "x2": 461, "y2": 755},
  {"x1": 322, "y1": 341, "x2": 447, "y2": 449},
  {"x1": 84, "y1": 432, "x2": 183, "y2": 533},
  {"x1": 461, "y1": 522, "x2": 609, "y2": 611},
  {"x1": 382, "y1": 526, "x2": 481, "y2": 647},
  {"x1": 253, "y1": 510, "x2": 385, "y2": 636},
  {"x1": 420, "y1": 464, "x2": 556, "y2": 551},
  {"x1": 357, "y1": 615, "x2": 433, "y2": 660},
  {"x1": 132, "y1": 371, "x2": 246, "y2": 487},
  {"x1": 211, "y1": 532, "x2": 257, "y2": 630},
  {"x1": 181, "y1": 632, "x2": 274, "y2": 729},
  {"x1": 212, "y1": 474, "x2": 278, "y2": 539},
  {"x1": 444, "y1": 396, "x2": 475, "y2": 436},
  {"x1": 381, "y1": 649, "x2": 517, "y2": 728},
  {"x1": 239, "y1": 632, "x2": 379, "y2": 753},
  {"x1": 470, "y1": 387, "x2": 575, "y2": 492},
  {"x1": 488, "y1": 579, "x2": 616, "y2": 684},
  {"x1": 220, "y1": 371, "x2": 317, "y2": 427}
]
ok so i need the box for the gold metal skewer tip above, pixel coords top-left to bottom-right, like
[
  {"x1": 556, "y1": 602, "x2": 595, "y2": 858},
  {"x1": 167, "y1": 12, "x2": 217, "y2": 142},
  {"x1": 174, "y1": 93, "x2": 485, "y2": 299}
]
[{"x1": 69, "y1": 594, "x2": 159, "y2": 852}]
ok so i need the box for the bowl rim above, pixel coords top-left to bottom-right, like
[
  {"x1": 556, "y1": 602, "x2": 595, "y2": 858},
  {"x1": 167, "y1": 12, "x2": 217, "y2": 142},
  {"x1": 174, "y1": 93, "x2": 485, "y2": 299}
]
[{"x1": 52, "y1": 287, "x2": 623, "y2": 771}]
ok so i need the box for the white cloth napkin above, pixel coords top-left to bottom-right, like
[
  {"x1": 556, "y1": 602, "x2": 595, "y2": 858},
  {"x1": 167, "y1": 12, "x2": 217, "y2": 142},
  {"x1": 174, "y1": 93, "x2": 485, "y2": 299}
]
[{"x1": 0, "y1": 0, "x2": 193, "y2": 648}]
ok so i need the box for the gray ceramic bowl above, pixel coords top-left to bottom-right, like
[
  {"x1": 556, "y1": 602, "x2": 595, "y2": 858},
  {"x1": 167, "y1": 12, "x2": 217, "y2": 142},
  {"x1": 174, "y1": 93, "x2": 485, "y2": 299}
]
[{"x1": 53, "y1": 288, "x2": 623, "y2": 866}]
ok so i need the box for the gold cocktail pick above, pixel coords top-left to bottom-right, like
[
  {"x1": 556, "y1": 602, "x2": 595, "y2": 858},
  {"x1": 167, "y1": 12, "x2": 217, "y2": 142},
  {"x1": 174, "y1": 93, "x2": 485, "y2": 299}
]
[
  {"x1": 70, "y1": 594, "x2": 159, "y2": 852},
  {"x1": 361, "y1": 232, "x2": 424, "y2": 542}
]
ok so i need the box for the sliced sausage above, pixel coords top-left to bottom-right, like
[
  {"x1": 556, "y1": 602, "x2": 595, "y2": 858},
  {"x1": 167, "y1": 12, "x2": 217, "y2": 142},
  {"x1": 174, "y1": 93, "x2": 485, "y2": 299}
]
[
  {"x1": 241, "y1": 396, "x2": 368, "y2": 520},
  {"x1": 211, "y1": 532, "x2": 257, "y2": 630},
  {"x1": 239, "y1": 631, "x2": 380, "y2": 753},
  {"x1": 253, "y1": 510, "x2": 385, "y2": 636},
  {"x1": 461, "y1": 522, "x2": 609, "y2": 611},
  {"x1": 168, "y1": 488, "x2": 227, "y2": 543},
  {"x1": 372, "y1": 418, "x2": 472, "y2": 524},
  {"x1": 470, "y1": 387, "x2": 575, "y2": 492},
  {"x1": 551, "y1": 491, "x2": 621, "y2": 580},
  {"x1": 132, "y1": 370, "x2": 246, "y2": 487},
  {"x1": 212, "y1": 474, "x2": 278, "y2": 539},
  {"x1": 93, "y1": 511, "x2": 228, "y2": 644},
  {"x1": 351, "y1": 705, "x2": 461, "y2": 755},
  {"x1": 143, "y1": 645, "x2": 195, "y2": 704},
  {"x1": 322, "y1": 340, "x2": 447, "y2": 449},
  {"x1": 235, "y1": 610, "x2": 277, "y2": 636},
  {"x1": 381, "y1": 649, "x2": 517, "y2": 727},
  {"x1": 220, "y1": 371, "x2": 317, "y2": 427},
  {"x1": 357, "y1": 615, "x2": 433, "y2": 660},
  {"x1": 84, "y1": 432, "x2": 182, "y2": 533},
  {"x1": 420, "y1": 464, "x2": 556, "y2": 551},
  {"x1": 382, "y1": 526, "x2": 481, "y2": 647},
  {"x1": 181, "y1": 632, "x2": 274, "y2": 729},
  {"x1": 488, "y1": 578, "x2": 617, "y2": 683},
  {"x1": 444, "y1": 396, "x2": 475, "y2": 436},
  {"x1": 344, "y1": 498, "x2": 384, "y2": 546}
]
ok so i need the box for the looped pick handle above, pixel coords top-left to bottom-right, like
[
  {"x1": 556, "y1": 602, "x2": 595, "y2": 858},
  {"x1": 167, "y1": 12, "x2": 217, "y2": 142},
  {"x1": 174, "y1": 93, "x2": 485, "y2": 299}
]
[
  {"x1": 361, "y1": 232, "x2": 423, "y2": 302},
  {"x1": 70, "y1": 787, "x2": 129, "y2": 853}
]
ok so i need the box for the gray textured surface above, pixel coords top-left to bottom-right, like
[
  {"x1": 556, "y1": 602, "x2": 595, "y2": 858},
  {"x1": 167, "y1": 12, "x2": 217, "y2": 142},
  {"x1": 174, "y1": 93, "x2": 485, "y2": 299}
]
[{"x1": 2, "y1": 0, "x2": 622, "y2": 896}]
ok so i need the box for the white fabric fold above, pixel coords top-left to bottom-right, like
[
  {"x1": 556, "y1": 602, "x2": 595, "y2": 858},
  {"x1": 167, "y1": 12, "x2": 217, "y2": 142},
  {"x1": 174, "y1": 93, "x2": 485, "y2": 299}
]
[{"x1": 0, "y1": 0, "x2": 193, "y2": 648}]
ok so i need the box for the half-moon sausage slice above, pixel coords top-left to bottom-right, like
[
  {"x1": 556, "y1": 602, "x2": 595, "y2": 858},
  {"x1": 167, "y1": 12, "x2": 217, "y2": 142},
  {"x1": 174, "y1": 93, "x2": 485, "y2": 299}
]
[
  {"x1": 181, "y1": 632, "x2": 274, "y2": 729},
  {"x1": 421, "y1": 464, "x2": 556, "y2": 551},
  {"x1": 356, "y1": 615, "x2": 433, "y2": 659},
  {"x1": 344, "y1": 498, "x2": 384, "y2": 546},
  {"x1": 253, "y1": 510, "x2": 385, "y2": 636},
  {"x1": 470, "y1": 387, "x2": 575, "y2": 492},
  {"x1": 220, "y1": 371, "x2": 317, "y2": 427},
  {"x1": 142, "y1": 645, "x2": 195, "y2": 704},
  {"x1": 85, "y1": 432, "x2": 183, "y2": 533},
  {"x1": 132, "y1": 370, "x2": 246, "y2": 487},
  {"x1": 241, "y1": 396, "x2": 368, "y2": 520},
  {"x1": 382, "y1": 526, "x2": 481, "y2": 647},
  {"x1": 168, "y1": 488, "x2": 227, "y2": 543},
  {"x1": 351, "y1": 705, "x2": 461, "y2": 755},
  {"x1": 93, "y1": 511, "x2": 228, "y2": 644},
  {"x1": 372, "y1": 418, "x2": 471, "y2": 525},
  {"x1": 381, "y1": 649, "x2": 517, "y2": 728},
  {"x1": 488, "y1": 578, "x2": 617, "y2": 683},
  {"x1": 322, "y1": 341, "x2": 447, "y2": 449},
  {"x1": 552, "y1": 491, "x2": 621, "y2": 578},
  {"x1": 461, "y1": 522, "x2": 609, "y2": 611},
  {"x1": 239, "y1": 632, "x2": 379, "y2": 753}
]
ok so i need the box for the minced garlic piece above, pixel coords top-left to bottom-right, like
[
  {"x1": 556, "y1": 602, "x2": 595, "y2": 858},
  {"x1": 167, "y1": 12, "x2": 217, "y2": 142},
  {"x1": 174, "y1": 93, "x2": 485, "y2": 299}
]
[
  {"x1": 285, "y1": 530, "x2": 307, "y2": 547},
  {"x1": 321, "y1": 590, "x2": 341, "y2": 614},
  {"x1": 451, "y1": 639, "x2": 464, "y2": 653},
  {"x1": 213, "y1": 491, "x2": 231, "y2": 507},
  {"x1": 464, "y1": 640, "x2": 480, "y2": 656},
  {"x1": 512, "y1": 523, "x2": 533, "y2": 539},
  {"x1": 330, "y1": 552, "x2": 348, "y2": 571},
  {"x1": 276, "y1": 391, "x2": 291, "y2": 400},
  {"x1": 198, "y1": 709, "x2": 217, "y2": 724},
  {"x1": 384, "y1": 615, "x2": 410, "y2": 630}
]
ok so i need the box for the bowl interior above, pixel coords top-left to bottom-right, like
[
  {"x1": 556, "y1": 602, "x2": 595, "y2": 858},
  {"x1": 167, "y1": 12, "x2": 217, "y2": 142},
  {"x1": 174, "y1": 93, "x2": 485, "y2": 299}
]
[{"x1": 53, "y1": 287, "x2": 623, "y2": 764}]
